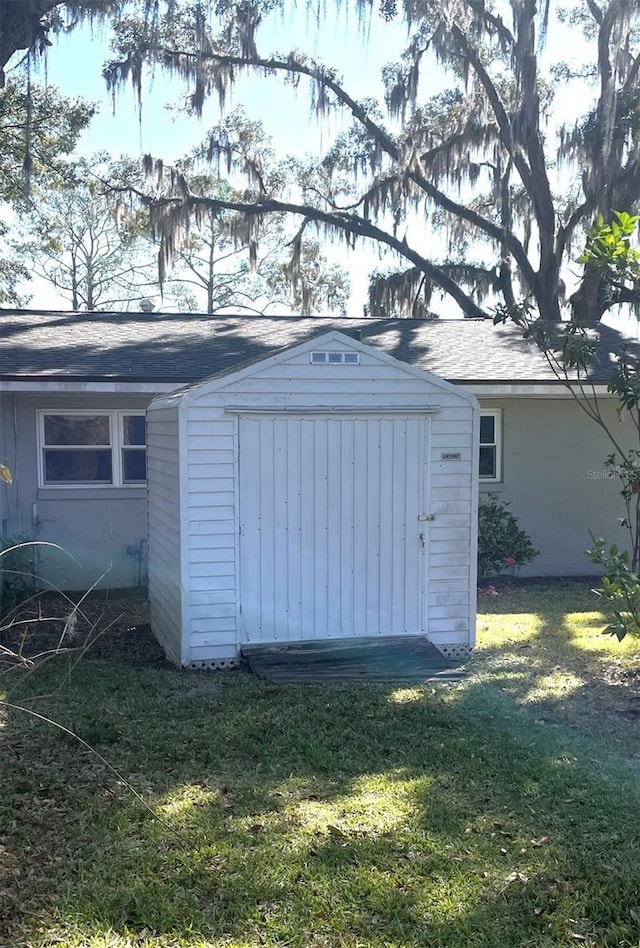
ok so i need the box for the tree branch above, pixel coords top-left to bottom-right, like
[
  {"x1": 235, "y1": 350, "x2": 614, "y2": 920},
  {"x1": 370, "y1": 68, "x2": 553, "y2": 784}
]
[
  {"x1": 155, "y1": 46, "x2": 536, "y2": 293},
  {"x1": 146, "y1": 190, "x2": 489, "y2": 318},
  {"x1": 465, "y1": 0, "x2": 516, "y2": 47}
]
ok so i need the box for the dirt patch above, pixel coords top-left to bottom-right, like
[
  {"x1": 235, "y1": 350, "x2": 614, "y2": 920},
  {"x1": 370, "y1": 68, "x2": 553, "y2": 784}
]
[
  {"x1": 1, "y1": 589, "x2": 170, "y2": 669},
  {"x1": 477, "y1": 575, "x2": 602, "y2": 597}
]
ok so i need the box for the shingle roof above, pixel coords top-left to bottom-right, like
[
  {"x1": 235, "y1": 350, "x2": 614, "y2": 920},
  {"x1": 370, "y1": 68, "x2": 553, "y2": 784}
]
[{"x1": 0, "y1": 310, "x2": 635, "y2": 383}]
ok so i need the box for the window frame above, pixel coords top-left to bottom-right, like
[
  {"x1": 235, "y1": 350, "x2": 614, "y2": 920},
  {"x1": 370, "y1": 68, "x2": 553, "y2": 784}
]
[
  {"x1": 479, "y1": 409, "x2": 502, "y2": 483},
  {"x1": 37, "y1": 410, "x2": 146, "y2": 489},
  {"x1": 120, "y1": 413, "x2": 147, "y2": 485}
]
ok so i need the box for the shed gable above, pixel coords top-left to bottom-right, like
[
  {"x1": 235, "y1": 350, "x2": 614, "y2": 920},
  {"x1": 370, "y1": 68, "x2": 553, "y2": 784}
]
[{"x1": 174, "y1": 331, "x2": 479, "y2": 409}]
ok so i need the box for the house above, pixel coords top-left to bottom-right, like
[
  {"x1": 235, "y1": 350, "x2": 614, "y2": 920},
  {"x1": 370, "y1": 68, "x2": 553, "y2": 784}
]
[{"x1": 0, "y1": 310, "x2": 635, "y2": 597}]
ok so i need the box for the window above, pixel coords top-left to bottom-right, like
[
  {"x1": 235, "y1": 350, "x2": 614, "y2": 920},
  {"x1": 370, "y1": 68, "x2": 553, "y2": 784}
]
[
  {"x1": 39, "y1": 411, "x2": 146, "y2": 487},
  {"x1": 479, "y1": 410, "x2": 501, "y2": 481},
  {"x1": 121, "y1": 414, "x2": 147, "y2": 483}
]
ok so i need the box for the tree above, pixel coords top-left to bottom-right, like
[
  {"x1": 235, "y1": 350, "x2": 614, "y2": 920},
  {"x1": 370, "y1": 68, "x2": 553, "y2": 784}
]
[
  {"x1": 0, "y1": 1, "x2": 137, "y2": 75},
  {"x1": 0, "y1": 80, "x2": 93, "y2": 305},
  {"x1": 156, "y1": 124, "x2": 349, "y2": 315},
  {"x1": 0, "y1": 230, "x2": 30, "y2": 307},
  {"x1": 0, "y1": 0, "x2": 79, "y2": 74},
  {"x1": 169, "y1": 204, "x2": 349, "y2": 315},
  {"x1": 103, "y1": 0, "x2": 640, "y2": 322},
  {"x1": 0, "y1": 80, "x2": 92, "y2": 199},
  {"x1": 13, "y1": 155, "x2": 170, "y2": 311}
]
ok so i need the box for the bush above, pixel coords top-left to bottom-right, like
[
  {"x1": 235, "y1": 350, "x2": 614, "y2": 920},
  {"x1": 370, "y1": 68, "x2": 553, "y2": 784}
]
[
  {"x1": 478, "y1": 494, "x2": 539, "y2": 577},
  {"x1": 0, "y1": 536, "x2": 37, "y2": 618},
  {"x1": 587, "y1": 537, "x2": 640, "y2": 640}
]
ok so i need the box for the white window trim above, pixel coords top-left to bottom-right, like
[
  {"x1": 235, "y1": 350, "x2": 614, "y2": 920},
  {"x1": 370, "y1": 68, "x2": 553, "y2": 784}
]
[
  {"x1": 37, "y1": 410, "x2": 146, "y2": 489},
  {"x1": 479, "y1": 409, "x2": 502, "y2": 483}
]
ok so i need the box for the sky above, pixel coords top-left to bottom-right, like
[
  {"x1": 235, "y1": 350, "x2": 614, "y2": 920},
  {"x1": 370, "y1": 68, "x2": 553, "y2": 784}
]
[{"x1": 28, "y1": 6, "x2": 409, "y2": 160}]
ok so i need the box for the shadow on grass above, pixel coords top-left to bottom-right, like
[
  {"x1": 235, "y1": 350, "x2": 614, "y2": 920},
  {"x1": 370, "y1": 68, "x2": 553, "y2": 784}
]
[
  {"x1": 471, "y1": 581, "x2": 640, "y2": 762},
  {"x1": 2, "y1": 581, "x2": 640, "y2": 946},
  {"x1": 2, "y1": 647, "x2": 640, "y2": 945}
]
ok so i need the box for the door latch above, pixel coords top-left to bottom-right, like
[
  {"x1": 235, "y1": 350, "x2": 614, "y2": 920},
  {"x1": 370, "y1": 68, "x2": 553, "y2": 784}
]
[{"x1": 417, "y1": 513, "x2": 435, "y2": 522}]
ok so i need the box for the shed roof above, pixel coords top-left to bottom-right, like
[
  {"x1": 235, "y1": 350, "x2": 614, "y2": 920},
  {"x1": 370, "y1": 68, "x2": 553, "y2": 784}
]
[{"x1": 0, "y1": 310, "x2": 636, "y2": 384}]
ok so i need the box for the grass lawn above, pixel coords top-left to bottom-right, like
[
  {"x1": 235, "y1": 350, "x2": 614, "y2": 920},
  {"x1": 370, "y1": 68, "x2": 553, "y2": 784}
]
[{"x1": 2, "y1": 582, "x2": 640, "y2": 947}]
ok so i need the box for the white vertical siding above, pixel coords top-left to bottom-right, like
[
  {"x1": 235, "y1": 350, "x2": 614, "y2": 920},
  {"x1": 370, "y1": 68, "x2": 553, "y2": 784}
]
[
  {"x1": 238, "y1": 414, "x2": 430, "y2": 643},
  {"x1": 146, "y1": 404, "x2": 183, "y2": 665}
]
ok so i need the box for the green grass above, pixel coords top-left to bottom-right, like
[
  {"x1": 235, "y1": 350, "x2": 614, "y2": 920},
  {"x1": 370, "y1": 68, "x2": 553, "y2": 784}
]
[{"x1": 2, "y1": 582, "x2": 640, "y2": 947}]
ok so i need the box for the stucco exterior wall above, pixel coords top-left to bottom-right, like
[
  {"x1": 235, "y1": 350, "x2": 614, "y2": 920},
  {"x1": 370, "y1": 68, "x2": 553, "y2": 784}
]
[
  {"x1": 480, "y1": 396, "x2": 634, "y2": 576},
  {"x1": 2, "y1": 382, "x2": 633, "y2": 593},
  {"x1": 1, "y1": 392, "x2": 152, "y2": 589},
  {"x1": 0, "y1": 393, "x2": 19, "y2": 535}
]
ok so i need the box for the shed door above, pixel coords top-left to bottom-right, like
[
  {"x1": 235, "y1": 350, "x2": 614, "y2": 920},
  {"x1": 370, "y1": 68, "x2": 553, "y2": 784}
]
[{"x1": 238, "y1": 414, "x2": 430, "y2": 643}]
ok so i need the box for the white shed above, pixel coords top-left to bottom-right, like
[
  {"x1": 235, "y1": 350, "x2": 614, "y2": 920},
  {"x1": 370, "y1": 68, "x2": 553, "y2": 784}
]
[{"x1": 146, "y1": 330, "x2": 479, "y2": 668}]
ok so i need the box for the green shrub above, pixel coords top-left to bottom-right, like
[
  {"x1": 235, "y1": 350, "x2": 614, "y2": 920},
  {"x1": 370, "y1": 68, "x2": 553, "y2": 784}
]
[
  {"x1": 587, "y1": 537, "x2": 640, "y2": 640},
  {"x1": 478, "y1": 494, "x2": 539, "y2": 577},
  {"x1": 0, "y1": 536, "x2": 37, "y2": 618}
]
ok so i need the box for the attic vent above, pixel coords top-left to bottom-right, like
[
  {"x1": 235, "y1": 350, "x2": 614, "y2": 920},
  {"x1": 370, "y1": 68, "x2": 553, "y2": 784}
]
[{"x1": 310, "y1": 351, "x2": 360, "y2": 365}]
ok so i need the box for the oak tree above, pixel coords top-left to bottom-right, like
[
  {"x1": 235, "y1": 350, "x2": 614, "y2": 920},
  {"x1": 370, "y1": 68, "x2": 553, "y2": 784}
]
[{"x1": 105, "y1": 0, "x2": 640, "y2": 322}]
